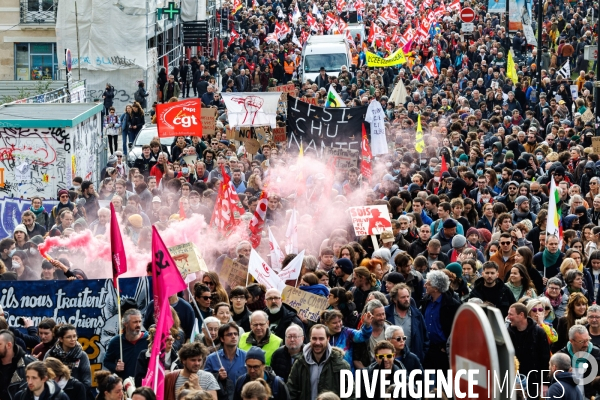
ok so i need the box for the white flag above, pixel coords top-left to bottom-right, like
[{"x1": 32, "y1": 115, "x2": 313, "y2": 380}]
[
  {"x1": 278, "y1": 250, "x2": 305, "y2": 281},
  {"x1": 285, "y1": 209, "x2": 298, "y2": 254},
  {"x1": 248, "y1": 249, "x2": 286, "y2": 291},
  {"x1": 221, "y1": 92, "x2": 282, "y2": 128},
  {"x1": 268, "y1": 227, "x2": 285, "y2": 272},
  {"x1": 557, "y1": 59, "x2": 570, "y2": 80},
  {"x1": 190, "y1": 318, "x2": 200, "y2": 342},
  {"x1": 389, "y1": 78, "x2": 408, "y2": 106}
]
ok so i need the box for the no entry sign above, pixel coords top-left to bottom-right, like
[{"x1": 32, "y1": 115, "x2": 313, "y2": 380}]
[{"x1": 460, "y1": 7, "x2": 475, "y2": 23}]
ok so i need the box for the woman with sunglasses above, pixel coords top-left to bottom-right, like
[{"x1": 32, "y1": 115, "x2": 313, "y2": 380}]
[
  {"x1": 525, "y1": 299, "x2": 558, "y2": 346},
  {"x1": 385, "y1": 325, "x2": 423, "y2": 376},
  {"x1": 202, "y1": 272, "x2": 229, "y2": 307}
]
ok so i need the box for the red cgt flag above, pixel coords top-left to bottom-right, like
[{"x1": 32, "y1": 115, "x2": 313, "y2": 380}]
[
  {"x1": 210, "y1": 165, "x2": 245, "y2": 235},
  {"x1": 156, "y1": 99, "x2": 203, "y2": 138}
]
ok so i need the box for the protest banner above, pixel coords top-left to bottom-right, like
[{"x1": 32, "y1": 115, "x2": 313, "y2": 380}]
[
  {"x1": 156, "y1": 99, "x2": 203, "y2": 138},
  {"x1": 365, "y1": 49, "x2": 407, "y2": 67},
  {"x1": 218, "y1": 257, "x2": 248, "y2": 289},
  {"x1": 268, "y1": 82, "x2": 296, "y2": 94},
  {"x1": 281, "y1": 285, "x2": 328, "y2": 322},
  {"x1": 324, "y1": 148, "x2": 359, "y2": 171},
  {"x1": 201, "y1": 108, "x2": 217, "y2": 136},
  {"x1": 0, "y1": 277, "x2": 150, "y2": 386},
  {"x1": 168, "y1": 242, "x2": 208, "y2": 278},
  {"x1": 286, "y1": 97, "x2": 367, "y2": 155},
  {"x1": 273, "y1": 127, "x2": 286, "y2": 143},
  {"x1": 348, "y1": 205, "x2": 393, "y2": 235},
  {"x1": 593, "y1": 137, "x2": 600, "y2": 154}
]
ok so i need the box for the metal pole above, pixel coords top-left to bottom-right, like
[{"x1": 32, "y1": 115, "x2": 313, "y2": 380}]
[
  {"x1": 75, "y1": 1, "x2": 81, "y2": 81},
  {"x1": 536, "y1": 0, "x2": 542, "y2": 82},
  {"x1": 505, "y1": 0, "x2": 510, "y2": 33},
  {"x1": 596, "y1": 12, "x2": 600, "y2": 121}
]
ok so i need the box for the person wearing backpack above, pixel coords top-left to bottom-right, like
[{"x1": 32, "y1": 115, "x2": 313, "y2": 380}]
[
  {"x1": 233, "y1": 347, "x2": 290, "y2": 400},
  {"x1": 134, "y1": 81, "x2": 149, "y2": 110}
]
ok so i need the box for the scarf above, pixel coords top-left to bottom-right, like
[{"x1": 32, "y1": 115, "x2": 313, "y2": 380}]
[
  {"x1": 542, "y1": 249, "x2": 560, "y2": 269},
  {"x1": 48, "y1": 341, "x2": 83, "y2": 370},
  {"x1": 545, "y1": 289, "x2": 562, "y2": 308},
  {"x1": 567, "y1": 342, "x2": 593, "y2": 368},
  {"x1": 30, "y1": 206, "x2": 44, "y2": 216}
]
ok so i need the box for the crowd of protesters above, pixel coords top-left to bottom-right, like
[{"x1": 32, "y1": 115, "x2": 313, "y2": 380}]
[{"x1": 8, "y1": 0, "x2": 600, "y2": 397}]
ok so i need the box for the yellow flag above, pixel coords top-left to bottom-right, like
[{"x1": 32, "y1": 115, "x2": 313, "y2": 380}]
[
  {"x1": 415, "y1": 114, "x2": 425, "y2": 153},
  {"x1": 506, "y1": 51, "x2": 519, "y2": 85}
]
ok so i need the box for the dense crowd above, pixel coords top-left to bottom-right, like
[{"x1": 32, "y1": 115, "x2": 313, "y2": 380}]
[{"x1": 5, "y1": 0, "x2": 600, "y2": 398}]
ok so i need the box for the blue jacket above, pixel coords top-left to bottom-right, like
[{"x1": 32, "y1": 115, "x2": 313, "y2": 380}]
[
  {"x1": 419, "y1": 210, "x2": 433, "y2": 225},
  {"x1": 330, "y1": 324, "x2": 372, "y2": 369},
  {"x1": 547, "y1": 372, "x2": 583, "y2": 400},
  {"x1": 384, "y1": 303, "x2": 429, "y2": 363},
  {"x1": 396, "y1": 345, "x2": 423, "y2": 376}
]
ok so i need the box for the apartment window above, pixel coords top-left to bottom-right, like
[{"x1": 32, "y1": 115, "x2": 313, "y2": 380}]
[{"x1": 15, "y1": 43, "x2": 58, "y2": 80}]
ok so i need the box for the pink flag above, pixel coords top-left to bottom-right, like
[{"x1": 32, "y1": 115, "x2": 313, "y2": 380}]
[
  {"x1": 110, "y1": 203, "x2": 127, "y2": 288},
  {"x1": 142, "y1": 227, "x2": 187, "y2": 398}
]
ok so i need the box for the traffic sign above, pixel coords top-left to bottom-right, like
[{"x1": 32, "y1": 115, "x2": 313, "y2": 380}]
[
  {"x1": 460, "y1": 7, "x2": 475, "y2": 23},
  {"x1": 450, "y1": 303, "x2": 514, "y2": 399}
]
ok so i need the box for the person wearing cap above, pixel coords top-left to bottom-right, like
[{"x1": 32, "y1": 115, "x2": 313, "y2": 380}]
[
  {"x1": 48, "y1": 189, "x2": 77, "y2": 229},
  {"x1": 232, "y1": 346, "x2": 289, "y2": 400},
  {"x1": 468, "y1": 261, "x2": 516, "y2": 318},
  {"x1": 379, "y1": 231, "x2": 401, "y2": 266},
  {"x1": 126, "y1": 214, "x2": 144, "y2": 243},
  {"x1": 163, "y1": 341, "x2": 219, "y2": 400}
]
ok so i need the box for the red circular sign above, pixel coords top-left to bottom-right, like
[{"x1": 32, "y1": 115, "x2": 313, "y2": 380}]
[
  {"x1": 450, "y1": 304, "x2": 498, "y2": 398},
  {"x1": 460, "y1": 7, "x2": 475, "y2": 23}
]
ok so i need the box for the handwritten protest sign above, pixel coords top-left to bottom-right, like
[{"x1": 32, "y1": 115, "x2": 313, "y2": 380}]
[
  {"x1": 218, "y1": 257, "x2": 248, "y2": 289},
  {"x1": 268, "y1": 83, "x2": 296, "y2": 94},
  {"x1": 168, "y1": 242, "x2": 208, "y2": 279},
  {"x1": 201, "y1": 108, "x2": 217, "y2": 136},
  {"x1": 281, "y1": 285, "x2": 328, "y2": 322},
  {"x1": 348, "y1": 205, "x2": 393, "y2": 235},
  {"x1": 324, "y1": 148, "x2": 359, "y2": 171},
  {"x1": 593, "y1": 137, "x2": 600, "y2": 154},
  {"x1": 273, "y1": 127, "x2": 286, "y2": 143},
  {"x1": 582, "y1": 109, "x2": 594, "y2": 124}
]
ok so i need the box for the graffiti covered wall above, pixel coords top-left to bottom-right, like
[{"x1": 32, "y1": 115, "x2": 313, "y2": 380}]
[
  {"x1": 71, "y1": 115, "x2": 103, "y2": 185},
  {"x1": 0, "y1": 127, "x2": 71, "y2": 198}
]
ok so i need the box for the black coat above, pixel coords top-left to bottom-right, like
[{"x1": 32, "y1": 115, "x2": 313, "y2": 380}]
[
  {"x1": 232, "y1": 308, "x2": 252, "y2": 332},
  {"x1": 468, "y1": 278, "x2": 516, "y2": 318},
  {"x1": 12, "y1": 381, "x2": 69, "y2": 400},
  {"x1": 396, "y1": 346, "x2": 423, "y2": 376},
  {"x1": 271, "y1": 345, "x2": 304, "y2": 383},
  {"x1": 265, "y1": 303, "x2": 305, "y2": 340}
]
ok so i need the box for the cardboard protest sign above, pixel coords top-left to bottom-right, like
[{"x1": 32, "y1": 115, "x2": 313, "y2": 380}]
[
  {"x1": 348, "y1": 205, "x2": 393, "y2": 235},
  {"x1": 268, "y1": 82, "x2": 296, "y2": 94},
  {"x1": 218, "y1": 257, "x2": 248, "y2": 289},
  {"x1": 324, "y1": 148, "x2": 359, "y2": 171},
  {"x1": 182, "y1": 155, "x2": 198, "y2": 167},
  {"x1": 201, "y1": 108, "x2": 217, "y2": 136},
  {"x1": 582, "y1": 109, "x2": 594, "y2": 124},
  {"x1": 168, "y1": 242, "x2": 208, "y2": 279},
  {"x1": 593, "y1": 137, "x2": 600, "y2": 154},
  {"x1": 281, "y1": 285, "x2": 328, "y2": 322},
  {"x1": 156, "y1": 99, "x2": 202, "y2": 138}
]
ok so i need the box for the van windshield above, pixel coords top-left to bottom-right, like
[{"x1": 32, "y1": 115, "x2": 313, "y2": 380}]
[{"x1": 304, "y1": 53, "x2": 348, "y2": 72}]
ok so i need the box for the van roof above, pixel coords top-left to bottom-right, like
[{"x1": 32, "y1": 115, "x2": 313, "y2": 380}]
[{"x1": 306, "y1": 34, "x2": 346, "y2": 44}]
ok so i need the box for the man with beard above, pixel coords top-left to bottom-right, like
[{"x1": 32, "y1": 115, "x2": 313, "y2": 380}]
[
  {"x1": 238, "y1": 311, "x2": 282, "y2": 366},
  {"x1": 0, "y1": 330, "x2": 36, "y2": 400},
  {"x1": 164, "y1": 342, "x2": 219, "y2": 400},
  {"x1": 384, "y1": 283, "x2": 429, "y2": 364},
  {"x1": 468, "y1": 262, "x2": 516, "y2": 318},
  {"x1": 271, "y1": 325, "x2": 304, "y2": 383},
  {"x1": 263, "y1": 288, "x2": 305, "y2": 341},
  {"x1": 286, "y1": 325, "x2": 350, "y2": 400},
  {"x1": 233, "y1": 347, "x2": 290, "y2": 400},
  {"x1": 104, "y1": 309, "x2": 149, "y2": 379},
  {"x1": 511, "y1": 196, "x2": 537, "y2": 224},
  {"x1": 358, "y1": 341, "x2": 408, "y2": 400},
  {"x1": 205, "y1": 322, "x2": 247, "y2": 397},
  {"x1": 409, "y1": 224, "x2": 431, "y2": 259}
]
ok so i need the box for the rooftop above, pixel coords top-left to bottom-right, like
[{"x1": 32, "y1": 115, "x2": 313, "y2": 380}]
[{"x1": 0, "y1": 103, "x2": 103, "y2": 128}]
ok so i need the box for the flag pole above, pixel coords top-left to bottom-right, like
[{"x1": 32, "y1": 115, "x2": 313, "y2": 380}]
[
  {"x1": 116, "y1": 277, "x2": 124, "y2": 363},
  {"x1": 153, "y1": 354, "x2": 159, "y2": 390},
  {"x1": 187, "y1": 288, "x2": 224, "y2": 369}
]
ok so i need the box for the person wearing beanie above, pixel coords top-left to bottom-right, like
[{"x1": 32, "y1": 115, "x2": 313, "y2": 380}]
[
  {"x1": 12, "y1": 225, "x2": 29, "y2": 251},
  {"x1": 446, "y1": 262, "x2": 463, "y2": 279},
  {"x1": 458, "y1": 153, "x2": 469, "y2": 166},
  {"x1": 48, "y1": 189, "x2": 76, "y2": 229},
  {"x1": 497, "y1": 181, "x2": 520, "y2": 212},
  {"x1": 232, "y1": 346, "x2": 288, "y2": 400},
  {"x1": 332, "y1": 258, "x2": 354, "y2": 290},
  {"x1": 466, "y1": 227, "x2": 482, "y2": 250},
  {"x1": 384, "y1": 272, "x2": 405, "y2": 293},
  {"x1": 432, "y1": 218, "x2": 460, "y2": 254},
  {"x1": 511, "y1": 195, "x2": 537, "y2": 224}
]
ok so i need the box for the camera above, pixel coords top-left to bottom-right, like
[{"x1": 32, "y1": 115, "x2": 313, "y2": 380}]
[{"x1": 17, "y1": 317, "x2": 25, "y2": 326}]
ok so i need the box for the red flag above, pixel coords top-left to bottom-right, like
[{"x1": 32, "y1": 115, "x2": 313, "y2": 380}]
[
  {"x1": 228, "y1": 29, "x2": 240, "y2": 47},
  {"x1": 110, "y1": 203, "x2": 127, "y2": 288},
  {"x1": 424, "y1": 59, "x2": 439, "y2": 78},
  {"x1": 435, "y1": 156, "x2": 448, "y2": 194},
  {"x1": 360, "y1": 124, "x2": 372, "y2": 183},
  {"x1": 142, "y1": 227, "x2": 187, "y2": 398},
  {"x1": 405, "y1": 0, "x2": 415, "y2": 15},
  {"x1": 210, "y1": 165, "x2": 245, "y2": 235},
  {"x1": 324, "y1": 12, "x2": 337, "y2": 31},
  {"x1": 448, "y1": 0, "x2": 461, "y2": 12},
  {"x1": 249, "y1": 191, "x2": 269, "y2": 248},
  {"x1": 336, "y1": 0, "x2": 346, "y2": 13}
]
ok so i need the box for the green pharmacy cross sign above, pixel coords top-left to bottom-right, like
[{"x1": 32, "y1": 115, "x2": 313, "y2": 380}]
[{"x1": 158, "y1": 2, "x2": 180, "y2": 20}]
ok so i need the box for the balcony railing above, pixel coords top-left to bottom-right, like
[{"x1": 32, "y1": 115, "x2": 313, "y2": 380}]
[{"x1": 20, "y1": 0, "x2": 58, "y2": 24}]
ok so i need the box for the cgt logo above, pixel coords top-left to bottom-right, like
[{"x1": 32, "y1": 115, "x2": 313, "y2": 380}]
[
  {"x1": 261, "y1": 262, "x2": 271, "y2": 277},
  {"x1": 156, "y1": 99, "x2": 203, "y2": 138}
]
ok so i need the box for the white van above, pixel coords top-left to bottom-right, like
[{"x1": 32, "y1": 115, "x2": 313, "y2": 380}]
[{"x1": 300, "y1": 35, "x2": 351, "y2": 83}]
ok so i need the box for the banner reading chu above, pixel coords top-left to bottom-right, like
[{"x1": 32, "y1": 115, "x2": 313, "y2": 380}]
[{"x1": 1, "y1": 277, "x2": 151, "y2": 386}]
